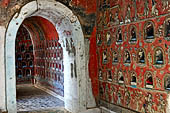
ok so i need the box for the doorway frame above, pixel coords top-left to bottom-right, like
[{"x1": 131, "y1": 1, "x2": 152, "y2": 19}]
[{"x1": 5, "y1": 1, "x2": 91, "y2": 113}]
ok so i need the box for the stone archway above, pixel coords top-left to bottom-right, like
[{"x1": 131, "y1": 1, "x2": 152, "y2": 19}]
[{"x1": 5, "y1": 1, "x2": 95, "y2": 113}]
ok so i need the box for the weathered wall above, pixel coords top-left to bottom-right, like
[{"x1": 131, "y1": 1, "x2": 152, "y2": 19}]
[
  {"x1": 97, "y1": 0, "x2": 170, "y2": 113},
  {"x1": 0, "y1": 0, "x2": 98, "y2": 112},
  {"x1": 0, "y1": 0, "x2": 98, "y2": 96}
]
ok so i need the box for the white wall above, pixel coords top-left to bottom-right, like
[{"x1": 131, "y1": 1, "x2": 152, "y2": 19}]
[{"x1": 0, "y1": 26, "x2": 6, "y2": 111}]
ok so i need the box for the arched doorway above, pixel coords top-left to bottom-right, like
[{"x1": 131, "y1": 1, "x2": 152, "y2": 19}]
[
  {"x1": 5, "y1": 1, "x2": 90, "y2": 113},
  {"x1": 15, "y1": 16, "x2": 65, "y2": 112}
]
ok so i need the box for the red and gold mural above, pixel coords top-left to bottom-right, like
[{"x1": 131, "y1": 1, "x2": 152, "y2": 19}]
[{"x1": 97, "y1": 0, "x2": 170, "y2": 112}]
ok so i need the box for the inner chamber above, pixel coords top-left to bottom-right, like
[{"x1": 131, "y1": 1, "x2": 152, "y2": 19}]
[{"x1": 15, "y1": 16, "x2": 64, "y2": 112}]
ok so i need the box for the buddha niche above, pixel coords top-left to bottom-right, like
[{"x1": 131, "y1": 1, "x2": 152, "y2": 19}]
[
  {"x1": 117, "y1": 29, "x2": 122, "y2": 42},
  {"x1": 124, "y1": 50, "x2": 131, "y2": 63},
  {"x1": 165, "y1": 77, "x2": 170, "y2": 90},
  {"x1": 130, "y1": 27, "x2": 137, "y2": 42},
  {"x1": 103, "y1": 51, "x2": 108, "y2": 63},
  {"x1": 131, "y1": 72, "x2": 137, "y2": 87},
  {"x1": 112, "y1": 51, "x2": 118, "y2": 63},
  {"x1": 118, "y1": 70, "x2": 124, "y2": 84},
  {"x1": 21, "y1": 45, "x2": 25, "y2": 52},
  {"x1": 97, "y1": 34, "x2": 102, "y2": 45},
  {"x1": 145, "y1": 22, "x2": 154, "y2": 39},
  {"x1": 138, "y1": 48, "x2": 145, "y2": 63},
  {"x1": 107, "y1": 70, "x2": 112, "y2": 82},
  {"x1": 146, "y1": 72, "x2": 153, "y2": 89},
  {"x1": 18, "y1": 70, "x2": 22, "y2": 78},
  {"x1": 99, "y1": 69, "x2": 102, "y2": 80},
  {"x1": 155, "y1": 49, "x2": 163, "y2": 64},
  {"x1": 26, "y1": 69, "x2": 31, "y2": 77},
  {"x1": 165, "y1": 19, "x2": 170, "y2": 37},
  {"x1": 106, "y1": 32, "x2": 111, "y2": 45}
]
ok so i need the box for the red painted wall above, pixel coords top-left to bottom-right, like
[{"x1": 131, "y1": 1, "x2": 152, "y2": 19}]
[
  {"x1": 71, "y1": 0, "x2": 96, "y2": 13},
  {"x1": 89, "y1": 27, "x2": 99, "y2": 99},
  {"x1": 97, "y1": 0, "x2": 170, "y2": 112},
  {"x1": 1, "y1": 0, "x2": 10, "y2": 7}
]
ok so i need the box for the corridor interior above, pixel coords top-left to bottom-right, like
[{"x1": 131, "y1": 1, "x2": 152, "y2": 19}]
[{"x1": 15, "y1": 16, "x2": 66, "y2": 112}]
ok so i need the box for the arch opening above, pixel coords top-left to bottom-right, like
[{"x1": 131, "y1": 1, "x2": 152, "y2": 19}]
[
  {"x1": 5, "y1": 1, "x2": 89, "y2": 113},
  {"x1": 15, "y1": 16, "x2": 65, "y2": 112}
]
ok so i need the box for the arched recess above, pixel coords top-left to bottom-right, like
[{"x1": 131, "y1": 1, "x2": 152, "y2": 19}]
[{"x1": 5, "y1": 1, "x2": 95, "y2": 113}]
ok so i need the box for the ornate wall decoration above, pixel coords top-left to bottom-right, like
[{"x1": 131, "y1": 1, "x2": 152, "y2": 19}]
[
  {"x1": 99, "y1": 69, "x2": 103, "y2": 80},
  {"x1": 125, "y1": 5, "x2": 131, "y2": 23},
  {"x1": 164, "y1": 74, "x2": 170, "y2": 90},
  {"x1": 137, "y1": 48, "x2": 146, "y2": 66},
  {"x1": 117, "y1": 90, "x2": 122, "y2": 105},
  {"x1": 99, "y1": 82, "x2": 104, "y2": 99},
  {"x1": 102, "y1": 49, "x2": 108, "y2": 64},
  {"x1": 112, "y1": 50, "x2": 118, "y2": 64},
  {"x1": 143, "y1": 0, "x2": 149, "y2": 17},
  {"x1": 129, "y1": 25, "x2": 137, "y2": 44},
  {"x1": 124, "y1": 88, "x2": 131, "y2": 107},
  {"x1": 123, "y1": 49, "x2": 131, "y2": 66},
  {"x1": 144, "y1": 21, "x2": 155, "y2": 43},
  {"x1": 105, "y1": 83, "x2": 110, "y2": 102},
  {"x1": 97, "y1": 1, "x2": 169, "y2": 112},
  {"x1": 155, "y1": 93, "x2": 166, "y2": 113},
  {"x1": 97, "y1": 11, "x2": 104, "y2": 27},
  {"x1": 145, "y1": 71, "x2": 154, "y2": 89},
  {"x1": 118, "y1": 70, "x2": 124, "y2": 84},
  {"x1": 151, "y1": 0, "x2": 159, "y2": 16},
  {"x1": 106, "y1": 31, "x2": 111, "y2": 45},
  {"x1": 130, "y1": 71, "x2": 137, "y2": 88},
  {"x1": 103, "y1": 10, "x2": 109, "y2": 27},
  {"x1": 153, "y1": 47, "x2": 165, "y2": 68},
  {"x1": 144, "y1": 93, "x2": 154, "y2": 113},
  {"x1": 164, "y1": 16, "x2": 170, "y2": 41},
  {"x1": 168, "y1": 46, "x2": 170, "y2": 64},
  {"x1": 109, "y1": 5, "x2": 120, "y2": 25},
  {"x1": 107, "y1": 70, "x2": 112, "y2": 82},
  {"x1": 116, "y1": 27, "x2": 123, "y2": 44}
]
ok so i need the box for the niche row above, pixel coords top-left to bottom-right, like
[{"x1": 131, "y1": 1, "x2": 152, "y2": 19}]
[
  {"x1": 102, "y1": 46, "x2": 164, "y2": 68},
  {"x1": 34, "y1": 40, "x2": 61, "y2": 50},
  {"x1": 16, "y1": 43, "x2": 33, "y2": 53},
  {"x1": 35, "y1": 68, "x2": 63, "y2": 83},
  {"x1": 16, "y1": 69, "x2": 33, "y2": 80},
  {"x1": 16, "y1": 53, "x2": 33, "y2": 61},
  {"x1": 34, "y1": 59, "x2": 63, "y2": 72},
  {"x1": 15, "y1": 26, "x2": 34, "y2": 84},
  {"x1": 34, "y1": 43, "x2": 63, "y2": 61},
  {"x1": 16, "y1": 61, "x2": 33, "y2": 68},
  {"x1": 34, "y1": 39, "x2": 64, "y2": 87},
  {"x1": 97, "y1": 18, "x2": 170, "y2": 45},
  {"x1": 99, "y1": 69, "x2": 170, "y2": 91}
]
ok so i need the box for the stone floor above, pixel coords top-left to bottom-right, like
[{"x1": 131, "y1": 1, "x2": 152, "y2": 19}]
[
  {"x1": 17, "y1": 108, "x2": 70, "y2": 113},
  {"x1": 16, "y1": 84, "x2": 65, "y2": 112}
]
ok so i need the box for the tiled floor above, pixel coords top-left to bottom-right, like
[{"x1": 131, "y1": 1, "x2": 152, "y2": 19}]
[{"x1": 16, "y1": 84, "x2": 65, "y2": 112}]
